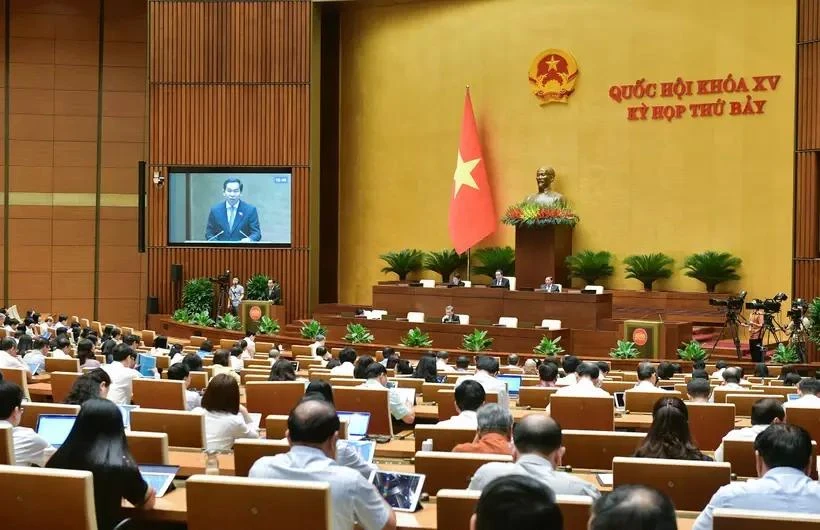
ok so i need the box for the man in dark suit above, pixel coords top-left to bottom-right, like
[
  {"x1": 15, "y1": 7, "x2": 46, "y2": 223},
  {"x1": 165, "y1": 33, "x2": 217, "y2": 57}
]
[
  {"x1": 441, "y1": 305, "x2": 460, "y2": 323},
  {"x1": 205, "y1": 177, "x2": 262, "y2": 242},
  {"x1": 539, "y1": 276, "x2": 560, "y2": 293},
  {"x1": 266, "y1": 278, "x2": 282, "y2": 305},
  {"x1": 449, "y1": 272, "x2": 464, "y2": 287},
  {"x1": 491, "y1": 270, "x2": 510, "y2": 289}
]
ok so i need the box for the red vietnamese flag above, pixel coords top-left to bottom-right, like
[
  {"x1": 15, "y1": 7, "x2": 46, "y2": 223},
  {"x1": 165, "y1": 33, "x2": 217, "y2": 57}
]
[{"x1": 448, "y1": 88, "x2": 496, "y2": 254}]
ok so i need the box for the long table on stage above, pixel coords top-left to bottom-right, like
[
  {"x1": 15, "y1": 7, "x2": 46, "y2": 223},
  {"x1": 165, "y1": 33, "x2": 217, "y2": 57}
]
[{"x1": 372, "y1": 285, "x2": 612, "y2": 330}]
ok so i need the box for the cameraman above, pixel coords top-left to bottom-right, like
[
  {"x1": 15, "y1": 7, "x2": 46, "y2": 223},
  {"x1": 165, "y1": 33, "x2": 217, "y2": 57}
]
[
  {"x1": 747, "y1": 308, "x2": 764, "y2": 363},
  {"x1": 787, "y1": 308, "x2": 811, "y2": 363}
]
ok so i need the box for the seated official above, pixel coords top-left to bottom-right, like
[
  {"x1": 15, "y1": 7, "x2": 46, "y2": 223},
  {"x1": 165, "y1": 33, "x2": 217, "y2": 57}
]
[
  {"x1": 150, "y1": 335, "x2": 170, "y2": 357},
  {"x1": 47, "y1": 399, "x2": 156, "y2": 530},
  {"x1": 435, "y1": 350, "x2": 455, "y2": 372},
  {"x1": 0, "y1": 380, "x2": 51, "y2": 466},
  {"x1": 692, "y1": 368, "x2": 709, "y2": 380},
  {"x1": 438, "y1": 380, "x2": 485, "y2": 428},
  {"x1": 523, "y1": 359, "x2": 538, "y2": 376},
  {"x1": 412, "y1": 355, "x2": 440, "y2": 383},
  {"x1": 490, "y1": 269, "x2": 510, "y2": 289},
  {"x1": 181, "y1": 352, "x2": 204, "y2": 373},
  {"x1": 380, "y1": 347, "x2": 399, "y2": 368},
  {"x1": 783, "y1": 377, "x2": 820, "y2": 409},
  {"x1": 633, "y1": 397, "x2": 711, "y2": 461},
  {"x1": 360, "y1": 363, "x2": 415, "y2": 424},
  {"x1": 103, "y1": 344, "x2": 154, "y2": 405},
  {"x1": 331, "y1": 347, "x2": 357, "y2": 376},
  {"x1": 76, "y1": 338, "x2": 101, "y2": 369},
  {"x1": 711, "y1": 360, "x2": 729, "y2": 381},
  {"x1": 596, "y1": 361, "x2": 611, "y2": 379},
  {"x1": 193, "y1": 373, "x2": 259, "y2": 451},
  {"x1": 627, "y1": 362, "x2": 669, "y2": 393},
  {"x1": 472, "y1": 474, "x2": 563, "y2": 530},
  {"x1": 0, "y1": 337, "x2": 33, "y2": 383},
  {"x1": 51, "y1": 336, "x2": 72, "y2": 359},
  {"x1": 694, "y1": 423, "x2": 820, "y2": 530},
  {"x1": 310, "y1": 334, "x2": 326, "y2": 357},
  {"x1": 656, "y1": 361, "x2": 676, "y2": 382},
  {"x1": 450, "y1": 272, "x2": 464, "y2": 287},
  {"x1": 196, "y1": 339, "x2": 214, "y2": 358},
  {"x1": 269, "y1": 358, "x2": 307, "y2": 383},
  {"x1": 686, "y1": 378, "x2": 711, "y2": 403},
  {"x1": 538, "y1": 362, "x2": 559, "y2": 388},
  {"x1": 455, "y1": 355, "x2": 470, "y2": 372},
  {"x1": 468, "y1": 415, "x2": 599, "y2": 498},
  {"x1": 783, "y1": 372, "x2": 803, "y2": 386},
  {"x1": 539, "y1": 276, "x2": 560, "y2": 292},
  {"x1": 441, "y1": 305, "x2": 460, "y2": 324},
  {"x1": 354, "y1": 355, "x2": 376, "y2": 379},
  {"x1": 167, "y1": 363, "x2": 202, "y2": 411},
  {"x1": 229, "y1": 346, "x2": 244, "y2": 371},
  {"x1": 505, "y1": 354, "x2": 524, "y2": 374},
  {"x1": 714, "y1": 397, "x2": 783, "y2": 462},
  {"x1": 453, "y1": 403, "x2": 513, "y2": 456},
  {"x1": 555, "y1": 355, "x2": 580, "y2": 386},
  {"x1": 547, "y1": 362, "x2": 610, "y2": 414},
  {"x1": 22, "y1": 336, "x2": 51, "y2": 373},
  {"x1": 211, "y1": 350, "x2": 241, "y2": 385},
  {"x1": 589, "y1": 485, "x2": 677, "y2": 530},
  {"x1": 455, "y1": 356, "x2": 510, "y2": 410},
  {"x1": 714, "y1": 367, "x2": 745, "y2": 397},
  {"x1": 249, "y1": 400, "x2": 397, "y2": 530},
  {"x1": 64, "y1": 369, "x2": 111, "y2": 405}
]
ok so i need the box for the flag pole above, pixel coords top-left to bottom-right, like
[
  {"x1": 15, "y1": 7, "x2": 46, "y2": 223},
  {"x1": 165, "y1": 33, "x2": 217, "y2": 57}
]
[{"x1": 467, "y1": 248, "x2": 472, "y2": 282}]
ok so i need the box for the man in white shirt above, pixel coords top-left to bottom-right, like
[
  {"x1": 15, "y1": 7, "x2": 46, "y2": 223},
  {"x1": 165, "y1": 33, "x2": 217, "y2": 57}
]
[
  {"x1": 167, "y1": 363, "x2": 202, "y2": 411},
  {"x1": 22, "y1": 337, "x2": 50, "y2": 374},
  {"x1": 627, "y1": 362, "x2": 668, "y2": 393},
  {"x1": 435, "y1": 351, "x2": 455, "y2": 372},
  {"x1": 714, "y1": 398, "x2": 784, "y2": 462},
  {"x1": 547, "y1": 362, "x2": 610, "y2": 415},
  {"x1": 694, "y1": 423, "x2": 820, "y2": 530},
  {"x1": 310, "y1": 334, "x2": 327, "y2": 356},
  {"x1": 783, "y1": 377, "x2": 820, "y2": 410},
  {"x1": 243, "y1": 331, "x2": 256, "y2": 354},
  {"x1": 330, "y1": 347, "x2": 357, "y2": 377},
  {"x1": 0, "y1": 337, "x2": 33, "y2": 383},
  {"x1": 0, "y1": 380, "x2": 50, "y2": 466},
  {"x1": 51, "y1": 336, "x2": 72, "y2": 359},
  {"x1": 438, "y1": 380, "x2": 484, "y2": 429},
  {"x1": 249, "y1": 400, "x2": 397, "y2": 530},
  {"x1": 360, "y1": 363, "x2": 415, "y2": 424},
  {"x1": 103, "y1": 344, "x2": 144, "y2": 405},
  {"x1": 556, "y1": 355, "x2": 580, "y2": 386},
  {"x1": 505, "y1": 354, "x2": 525, "y2": 374},
  {"x1": 468, "y1": 415, "x2": 599, "y2": 498},
  {"x1": 686, "y1": 378, "x2": 712, "y2": 403},
  {"x1": 710, "y1": 360, "x2": 728, "y2": 381},
  {"x1": 455, "y1": 356, "x2": 509, "y2": 410}
]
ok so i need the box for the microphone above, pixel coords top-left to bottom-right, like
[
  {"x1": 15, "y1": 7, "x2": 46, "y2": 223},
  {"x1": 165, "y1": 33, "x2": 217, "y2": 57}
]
[{"x1": 207, "y1": 230, "x2": 224, "y2": 242}]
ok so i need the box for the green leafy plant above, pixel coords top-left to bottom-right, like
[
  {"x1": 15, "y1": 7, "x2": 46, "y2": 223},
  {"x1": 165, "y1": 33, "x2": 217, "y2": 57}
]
[
  {"x1": 471, "y1": 246, "x2": 515, "y2": 278},
  {"x1": 501, "y1": 199, "x2": 580, "y2": 228},
  {"x1": 771, "y1": 342, "x2": 799, "y2": 364},
  {"x1": 188, "y1": 310, "x2": 215, "y2": 328},
  {"x1": 182, "y1": 278, "x2": 214, "y2": 315},
  {"x1": 676, "y1": 340, "x2": 708, "y2": 362},
  {"x1": 566, "y1": 250, "x2": 615, "y2": 286},
  {"x1": 424, "y1": 249, "x2": 468, "y2": 283},
  {"x1": 400, "y1": 327, "x2": 433, "y2": 348},
  {"x1": 682, "y1": 251, "x2": 742, "y2": 293},
  {"x1": 533, "y1": 335, "x2": 564, "y2": 357},
  {"x1": 257, "y1": 316, "x2": 280, "y2": 335},
  {"x1": 245, "y1": 274, "x2": 270, "y2": 301},
  {"x1": 806, "y1": 297, "x2": 820, "y2": 346},
  {"x1": 609, "y1": 339, "x2": 640, "y2": 359},
  {"x1": 300, "y1": 320, "x2": 327, "y2": 340},
  {"x1": 215, "y1": 313, "x2": 242, "y2": 331},
  {"x1": 171, "y1": 308, "x2": 191, "y2": 323},
  {"x1": 623, "y1": 253, "x2": 675, "y2": 291},
  {"x1": 344, "y1": 323, "x2": 375, "y2": 344},
  {"x1": 379, "y1": 249, "x2": 425, "y2": 281},
  {"x1": 462, "y1": 329, "x2": 494, "y2": 352}
]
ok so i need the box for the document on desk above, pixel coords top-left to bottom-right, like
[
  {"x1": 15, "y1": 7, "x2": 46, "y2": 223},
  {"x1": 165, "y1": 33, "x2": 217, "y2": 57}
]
[{"x1": 596, "y1": 473, "x2": 614, "y2": 487}]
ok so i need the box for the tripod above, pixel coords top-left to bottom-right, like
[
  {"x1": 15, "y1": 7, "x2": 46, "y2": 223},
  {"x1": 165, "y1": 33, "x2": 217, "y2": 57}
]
[
  {"x1": 711, "y1": 308, "x2": 747, "y2": 359},
  {"x1": 787, "y1": 315, "x2": 808, "y2": 363},
  {"x1": 759, "y1": 311, "x2": 787, "y2": 349}
]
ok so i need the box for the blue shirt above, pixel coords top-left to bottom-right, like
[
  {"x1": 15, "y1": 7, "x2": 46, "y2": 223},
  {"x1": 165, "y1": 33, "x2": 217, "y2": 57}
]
[{"x1": 693, "y1": 467, "x2": 820, "y2": 530}]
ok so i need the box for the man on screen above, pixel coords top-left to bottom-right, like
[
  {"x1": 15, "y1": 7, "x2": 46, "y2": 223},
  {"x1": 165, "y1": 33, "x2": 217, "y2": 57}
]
[{"x1": 205, "y1": 177, "x2": 262, "y2": 242}]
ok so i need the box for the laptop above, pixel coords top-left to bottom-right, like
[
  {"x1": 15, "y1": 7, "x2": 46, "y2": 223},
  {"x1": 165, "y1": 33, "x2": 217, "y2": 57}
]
[
  {"x1": 788, "y1": 393, "x2": 801, "y2": 401},
  {"x1": 498, "y1": 374, "x2": 523, "y2": 397},
  {"x1": 138, "y1": 465, "x2": 180, "y2": 497},
  {"x1": 137, "y1": 354, "x2": 156, "y2": 377},
  {"x1": 26, "y1": 361, "x2": 42, "y2": 375},
  {"x1": 290, "y1": 361, "x2": 300, "y2": 372},
  {"x1": 369, "y1": 470, "x2": 426, "y2": 512},
  {"x1": 118, "y1": 404, "x2": 140, "y2": 430},
  {"x1": 345, "y1": 439, "x2": 376, "y2": 464},
  {"x1": 613, "y1": 392, "x2": 626, "y2": 411},
  {"x1": 337, "y1": 411, "x2": 371, "y2": 441},
  {"x1": 36, "y1": 414, "x2": 77, "y2": 448},
  {"x1": 248, "y1": 412, "x2": 263, "y2": 430}
]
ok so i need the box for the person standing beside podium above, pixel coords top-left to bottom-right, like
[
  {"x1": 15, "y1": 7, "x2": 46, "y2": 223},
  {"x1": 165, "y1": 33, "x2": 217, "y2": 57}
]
[
  {"x1": 265, "y1": 278, "x2": 282, "y2": 305},
  {"x1": 228, "y1": 277, "x2": 244, "y2": 315},
  {"x1": 442, "y1": 306, "x2": 460, "y2": 324}
]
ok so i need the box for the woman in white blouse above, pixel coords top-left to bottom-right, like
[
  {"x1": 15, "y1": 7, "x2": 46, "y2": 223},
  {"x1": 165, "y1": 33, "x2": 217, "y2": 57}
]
[{"x1": 193, "y1": 373, "x2": 258, "y2": 451}]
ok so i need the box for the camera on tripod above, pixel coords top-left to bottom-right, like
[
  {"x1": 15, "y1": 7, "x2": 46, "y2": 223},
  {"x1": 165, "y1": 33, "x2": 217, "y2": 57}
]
[
  {"x1": 787, "y1": 298, "x2": 808, "y2": 320},
  {"x1": 745, "y1": 292, "x2": 788, "y2": 313},
  {"x1": 709, "y1": 290, "x2": 747, "y2": 311}
]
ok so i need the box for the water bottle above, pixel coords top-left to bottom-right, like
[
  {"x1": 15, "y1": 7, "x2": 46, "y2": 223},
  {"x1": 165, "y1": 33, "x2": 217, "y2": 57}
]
[
  {"x1": 205, "y1": 451, "x2": 220, "y2": 475},
  {"x1": 421, "y1": 439, "x2": 433, "y2": 452}
]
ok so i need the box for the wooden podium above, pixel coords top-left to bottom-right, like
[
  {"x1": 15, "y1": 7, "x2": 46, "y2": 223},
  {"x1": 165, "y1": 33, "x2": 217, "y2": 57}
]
[
  {"x1": 514, "y1": 225, "x2": 573, "y2": 290},
  {"x1": 617, "y1": 319, "x2": 692, "y2": 359},
  {"x1": 240, "y1": 301, "x2": 288, "y2": 334}
]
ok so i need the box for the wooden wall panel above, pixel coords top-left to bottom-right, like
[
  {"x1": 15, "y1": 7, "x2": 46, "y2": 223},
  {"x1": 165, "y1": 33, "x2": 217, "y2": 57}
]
[{"x1": 147, "y1": 1, "x2": 312, "y2": 322}]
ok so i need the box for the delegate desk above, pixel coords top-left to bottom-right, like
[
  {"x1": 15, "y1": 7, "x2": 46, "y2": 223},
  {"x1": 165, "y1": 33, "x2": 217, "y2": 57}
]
[{"x1": 372, "y1": 285, "x2": 612, "y2": 330}]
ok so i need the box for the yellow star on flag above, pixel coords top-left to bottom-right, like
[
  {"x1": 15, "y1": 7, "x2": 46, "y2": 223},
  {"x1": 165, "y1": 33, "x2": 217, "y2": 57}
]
[{"x1": 453, "y1": 150, "x2": 480, "y2": 198}]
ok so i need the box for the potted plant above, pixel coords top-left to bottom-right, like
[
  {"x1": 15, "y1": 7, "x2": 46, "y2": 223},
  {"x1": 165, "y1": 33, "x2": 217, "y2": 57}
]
[
  {"x1": 400, "y1": 328, "x2": 433, "y2": 348},
  {"x1": 300, "y1": 320, "x2": 327, "y2": 340},
  {"x1": 215, "y1": 313, "x2": 242, "y2": 331},
  {"x1": 424, "y1": 249, "x2": 468, "y2": 283},
  {"x1": 566, "y1": 250, "x2": 614, "y2": 286},
  {"x1": 182, "y1": 277, "x2": 214, "y2": 314},
  {"x1": 533, "y1": 335, "x2": 564, "y2": 357},
  {"x1": 471, "y1": 246, "x2": 515, "y2": 278},
  {"x1": 623, "y1": 253, "x2": 674, "y2": 291},
  {"x1": 171, "y1": 308, "x2": 191, "y2": 323},
  {"x1": 245, "y1": 274, "x2": 270, "y2": 301},
  {"x1": 344, "y1": 322, "x2": 375, "y2": 344},
  {"x1": 676, "y1": 340, "x2": 708, "y2": 362},
  {"x1": 771, "y1": 343, "x2": 799, "y2": 364},
  {"x1": 462, "y1": 329, "x2": 493, "y2": 352},
  {"x1": 257, "y1": 316, "x2": 280, "y2": 335},
  {"x1": 807, "y1": 297, "x2": 820, "y2": 346},
  {"x1": 188, "y1": 310, "x2": 215, "y2": 327},
  {"x1": 610, "y1": 339, "x2": 640, "y2": 359},
  {"x1": 379, "y1": 249, "x2": 425, "y2": 281},
  {"x1": 682, "y1": 251, "x2": 742, "y2": 293}
]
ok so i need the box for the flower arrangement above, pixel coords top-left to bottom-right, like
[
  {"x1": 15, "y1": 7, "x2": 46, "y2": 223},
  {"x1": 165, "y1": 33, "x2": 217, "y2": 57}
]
[{"x1": 501, "y1": 200, "x2": 579, "y2": 228}]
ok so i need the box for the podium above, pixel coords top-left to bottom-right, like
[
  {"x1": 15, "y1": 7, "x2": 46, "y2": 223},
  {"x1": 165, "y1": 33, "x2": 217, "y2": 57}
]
[
  {"x1": 618, "y1": 319, "x2": 692, "y2": 359},
  {"x1": 240, "y1": 301, "x2": 288, "y2": 334},
  {"x1": 514, "y1": 225, "x2": 573, "y2": 290}
]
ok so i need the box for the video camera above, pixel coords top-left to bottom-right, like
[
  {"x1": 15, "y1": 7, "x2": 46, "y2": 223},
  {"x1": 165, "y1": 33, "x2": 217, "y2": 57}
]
[
  {"x1": 787, "y1": 298, "x2": 808, "y2": 320},
  {"x1": 745, "y1": 292, "x2": 788, "y2": 313},
  {"x1": 709, "y1": 290, "x2": 747, "y2": 311}
]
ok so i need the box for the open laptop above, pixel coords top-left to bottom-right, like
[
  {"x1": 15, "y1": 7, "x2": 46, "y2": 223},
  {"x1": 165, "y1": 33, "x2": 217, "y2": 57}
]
[
  {"x1": 345, "y1": 439, "x2": 376, "y2": 463},
  {"x1": 26, "y1": 360, "x2": 43, "y2": 375},
  {"x1": 290, "y1": 361, "x2": 300, "y2": 372},
  {"x1": 337, "y1": 411, "x2": 371, "y2": 441},
  {"x1": 138, "y1": 465, "x2": 180, "y2": 497},
  {"x1": 118, "y1": 404, "x2": 140, "y2": 430},
  {"x1": 370, "y1": 470, "x2": 426, "y2": 512},
  {"x1": 35, "y1": 414, "x2": 77, "y2": 448},
  {"x1": 498, "y1": 374, "x2": 523, "y2": 397}
]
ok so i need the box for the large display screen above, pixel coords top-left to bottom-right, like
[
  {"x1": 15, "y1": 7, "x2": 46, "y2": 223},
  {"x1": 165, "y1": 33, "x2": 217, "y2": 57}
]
[{"x1": 168, "y1": 168, "x2": 292, "y2": 246}]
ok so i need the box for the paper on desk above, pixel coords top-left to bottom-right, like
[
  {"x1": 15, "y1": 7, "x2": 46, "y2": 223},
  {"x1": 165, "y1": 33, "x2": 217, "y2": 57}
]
[{"x1": 596, "y1": 473, "x2": 614, "y2": 487}]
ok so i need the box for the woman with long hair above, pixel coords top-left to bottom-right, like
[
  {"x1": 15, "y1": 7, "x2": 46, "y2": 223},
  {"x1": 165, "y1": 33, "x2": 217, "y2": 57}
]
[
  {"x1": 633, "y1": 397, "x2": 711, "y2": 461},
  {"x1": 76, "y1": 338, "x2": 100, "y2": 369},
  {"x1": 268, "y1": 359, "x2": 297, "y2": 381},
  {"x1": 412, "y1": 355, "x2": 439, "y2": 383},
  {"x1": 354, "y1": 355, "x2": 375, "y2": 379},
  {"x1": 63, "y1": 369, "x2": 111, "y2": 405},
  {"x1": 46, "y1": 398, "x2": 155, "y2": 529},
  {"x1": 193, "y1": 373, "x2": 259, "y2": 451}
]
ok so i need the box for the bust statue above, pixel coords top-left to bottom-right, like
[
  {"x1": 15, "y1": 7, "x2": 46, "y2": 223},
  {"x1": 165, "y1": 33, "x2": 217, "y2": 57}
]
[{"x1": 525, "y1": 166, "x2": 564, "y2": 206}]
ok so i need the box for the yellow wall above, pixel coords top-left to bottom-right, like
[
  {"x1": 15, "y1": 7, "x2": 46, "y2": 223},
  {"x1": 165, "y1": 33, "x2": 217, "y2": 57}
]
[{"x1": 338, "y1": 0, "x2": 796, "y2": 304}]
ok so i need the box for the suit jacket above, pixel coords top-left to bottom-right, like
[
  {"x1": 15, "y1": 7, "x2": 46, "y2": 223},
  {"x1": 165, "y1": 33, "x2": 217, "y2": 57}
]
[
  {"x1": 491, "y1": 277, "x2": 510, "y2": 288},
  {"x1": 441, "y1": 314, "x2": 460, "y2": 324},
  {"x1": 205, "y1": 200, "x2": 261, "y2": 242},
  {"x1": 266, "y1": 286, "x2": 282, "y2": 304},
  {"x1": 540, "y1": 284, "x2": 560, "y2": 292}
]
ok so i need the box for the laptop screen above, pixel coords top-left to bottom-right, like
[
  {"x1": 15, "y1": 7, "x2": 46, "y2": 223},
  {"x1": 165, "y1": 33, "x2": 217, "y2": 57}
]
[
  {"x1": 138, "y1": 465, "x2": 180, "y2": 497},
  {"x1": 36, "y1": 414, "x2": 77, "y2": 448},
  {"x1": 118, "y1": 404, "x2": 139, "y2": 429},
  {"x1": 498, "y1": 375, "x2": 522, "y2": 395},
  {"x1": 337, "y1": 411, "x2": 370, "y2": 439},
  {"x1": 788, "y1": 393, "x2": 801, "y2": 401}
]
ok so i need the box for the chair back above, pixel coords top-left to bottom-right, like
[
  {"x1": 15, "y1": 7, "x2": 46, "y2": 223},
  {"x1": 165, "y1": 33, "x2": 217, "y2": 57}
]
[
  {"x1": 255, "y1": 342, "x2": 274, "y2": 354},
  {"x1": 50, "y1": 371, "x2": 82, "y2": 403},
  {"x1": 394, "y1": 377, "x2": 424, "y2": 394},
  {"x1": 550, "y1": 395, "x2": 614, "y2": 430},
  {"x1": 189, "y1": 336, "x2": 206, "y2": 347},
  {"x1": 189, "y1": 371, "x2": 209, "y2": 390},
  {"x1": 80, "y1": 318, "x2": 90, "y2": 328},
  {"x1": 0, "y1": 466, "x2": 97, "y2": 530},
  {"x1": 713, "y1": 508, "x2": 820, "y2": 530},
  {"x1": 414, "y1": 451, "x2": 512, "y2": 494},
  {"x1": 0, "y1": 367, "x2": 29, "y2": 397},
  {"x1": 561, "y1": 429, "x2": 645, "y2": 470},
  {"x1": 584, "y1": 285, "x2": 604, "y2": 294},
  {"x1": 419, "y1": 279, "x2": 436, "y2": 288},
  {"x1": 0, "y1": 424, "x2": 14, "y2": 464},
  {"x1": 498, "y1": 317, "x2": 518, "y2": 328},
  {"x1": 332, "y1": 387, "x2": 393, "y2": 436},
  {"x1": 186, "y1": 475, "x2": 331, "y2": 530},
  {"x1": 329, "y1": 377, "x2": 365, "y2": 387},
  {"x1": 414, "y1": 425, "x2": 477, "y2": 452},
  {"x1": 407, "y1": 312, "x2": 425, "y2": 323},
  {"x1": 686, "y1": 402, "x2": 736, "y2": 451},
  {"x1": 240, "y1": 369, "x2": 271, "y2": 384},
  {"x1": 245, "y1": 381, "x2": 305, "y2": 417},
  {"x1": 712, "y1": 387, "x2": 763, "y2": 403},
  {"x1": 518, "y1": 386, "x2": 558, "y2": 408},
  {"x1": 624, "y1": 391, "x2": 677, "y2": 413},
  {"x1": 504, "y1": 276, "x2": 517, "y2": 291},
  {"x1": 613, "y1": 456, "x2": 731, "y2": 511},
  {"x1": 126, "y1": 431, "x2": 170, "y2": 465},
  {"x1": 600, "y1": 380, "x2": 637, "y2": 393},
  {"x1": 457, "y1": 314, "x2": 471, "y2": 324},
  {"x1": 291, "y1": 344, "x2": 312, "y2": 356},
  {"x1": 130, "y1": 408, "x2": 206, "y2": 448},
  {"x1": 785, "y1": 407, "x2": 820, "y2": 454},
  {"x1": 438, "y1": 389, "x2": 498, "y2": 420},
  {"x1": 132, "y1": 379, "x2": 187, "y2": 410},
  {"x1": 725, "y1": 394, "x2": 785, "y2": 416},
  {"x1": 422, "y1": 382, "x2": 455, "y2": 403},
  {"x1": 141, "y1": 330, "x2": 157, "y2": 345},
  {"x1": 723, "y1": 438, "x2": 817, "y2": 477},
  {"x1": 265, "y1": 415, "x2": 289, "y2": 440},
  {"x1": 541, "y1": 319, "x2": 562, "y2": 330},
  {"x1": 20, "y1": 403, "x2": 80, "y2": 429},
  {"x1": 45, "y1": 357, "x2": 80, "y2": 373},
  {"x1": 233, "y1": 439, "x2": 291, "y2": 476}
]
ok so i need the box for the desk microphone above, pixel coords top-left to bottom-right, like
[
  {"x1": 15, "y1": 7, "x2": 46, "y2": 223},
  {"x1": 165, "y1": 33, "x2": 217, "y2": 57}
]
[{"x1": 207, "y1": 230, "x2": 224, "y2": 242}]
